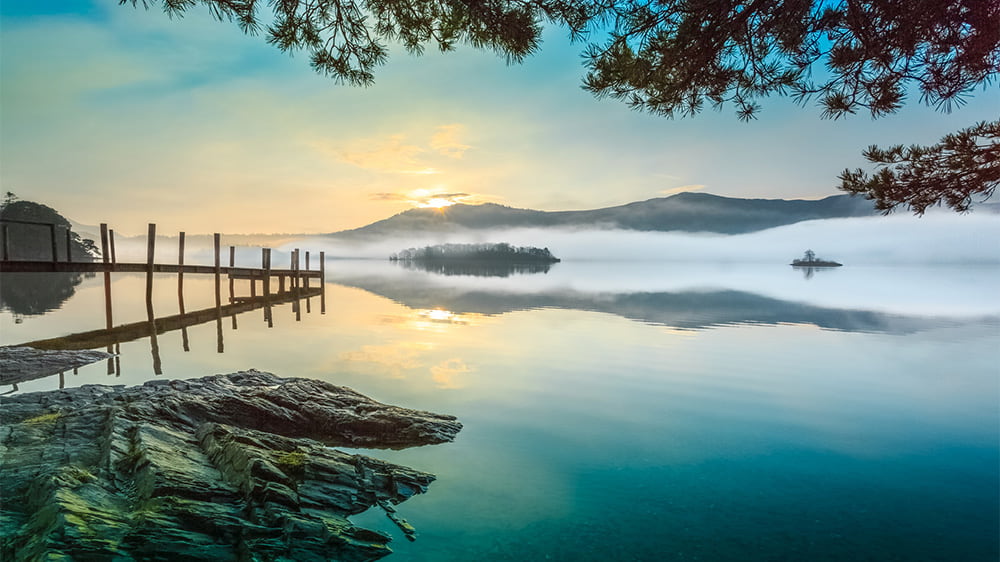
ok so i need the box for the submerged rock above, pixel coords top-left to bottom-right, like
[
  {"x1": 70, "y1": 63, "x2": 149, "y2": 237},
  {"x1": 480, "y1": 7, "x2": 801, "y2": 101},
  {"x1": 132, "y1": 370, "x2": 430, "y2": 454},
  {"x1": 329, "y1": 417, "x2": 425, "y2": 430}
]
[
  {"x1": 0, "y1": 370, "x2": 462, "y2": 561},
  {"x1": 0, "y1": 346, "x2": 113, "y2": 386}
]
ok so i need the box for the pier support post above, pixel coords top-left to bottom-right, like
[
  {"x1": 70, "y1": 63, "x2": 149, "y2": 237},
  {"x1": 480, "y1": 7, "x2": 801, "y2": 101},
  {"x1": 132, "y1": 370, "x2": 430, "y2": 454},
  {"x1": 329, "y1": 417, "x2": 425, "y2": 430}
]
[
  {"x1": 263, "y1": 247, "x2": 273, "y2": 328},
  {"x1": 293, "y1": 248, "x2": 301, "y2": 321},
  {"x1": 214, "y1": 233, "x2": 223, "y2": 353},
  {"x1": 304, "y1": 251, "x2": 310, "y2": 291},
  {"x1": 145, "y1": 224, "x2": 156, "y2": 299},
  {"x1": 229, "y1": 245, "x2": 236, "y2": 305},
  {"x1": 178, "y1": 232, "x2": 189, "y2": 352},
  {"x1": 100, "y1": 224, "x2": 113, "y2": 334},
  {"x1": 145, "y1": 223, "x2": 161, "y2": 374}
]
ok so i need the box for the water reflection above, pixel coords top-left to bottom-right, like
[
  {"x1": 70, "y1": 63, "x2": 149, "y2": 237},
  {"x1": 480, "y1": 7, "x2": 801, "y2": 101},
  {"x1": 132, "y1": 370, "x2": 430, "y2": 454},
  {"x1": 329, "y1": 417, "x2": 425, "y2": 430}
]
[
  {"x1": 2, "y1": 262, "x2": 995, "y2": 560},
  {"x1": 394, "y1": 259, "x2": 554, "y2": 277},
  {"x1": 0, "y1": 272, "x2": 91, "y2": 315},
  {"x1": 792, "y1": 265, "x2": 839, "y2": 279},
  {"x1": 334, "y1": 272, "x2": 992, "y2": 334},
  {"x1": 3, "y1": 265, "x2": 324, "y2": 388},
  {"x1": 411, "y1": 308, "x2": 483, "y2": 331}
]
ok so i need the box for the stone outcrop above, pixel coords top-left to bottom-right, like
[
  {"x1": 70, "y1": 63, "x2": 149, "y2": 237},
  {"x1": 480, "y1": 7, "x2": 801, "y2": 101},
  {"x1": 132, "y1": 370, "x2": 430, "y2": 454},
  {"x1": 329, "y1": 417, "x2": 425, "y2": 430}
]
[
  {"x1": 0, "y1": 346, "x2": 113, "y2": 386},
  {"x1": 0, "y1": 370, "x2": 462, "y2": 561}
]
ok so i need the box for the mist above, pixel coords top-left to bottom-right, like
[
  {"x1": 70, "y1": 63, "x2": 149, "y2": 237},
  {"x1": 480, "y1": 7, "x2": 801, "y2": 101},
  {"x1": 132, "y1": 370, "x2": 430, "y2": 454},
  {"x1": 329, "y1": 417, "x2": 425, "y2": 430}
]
[
  {"x1": 95, "y1": 214, "x2": 1000, "y2": 317},
  {"x1": 309, "y1": 213, "x2": 1000, "y2": 318},
  {"x1": 294, "y1": 212, "x2": 1000, "y2": 265}
]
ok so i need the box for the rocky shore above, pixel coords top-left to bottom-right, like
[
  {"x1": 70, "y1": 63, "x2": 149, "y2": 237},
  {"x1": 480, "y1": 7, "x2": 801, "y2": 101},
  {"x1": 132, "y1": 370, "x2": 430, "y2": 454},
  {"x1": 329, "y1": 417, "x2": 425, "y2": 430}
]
[
  {"x1": 0, "y1": 346, "x2": 113, "y2": 386},
  {"x1": 0, "y1": 370, "x2": 462, "y2": 561}
]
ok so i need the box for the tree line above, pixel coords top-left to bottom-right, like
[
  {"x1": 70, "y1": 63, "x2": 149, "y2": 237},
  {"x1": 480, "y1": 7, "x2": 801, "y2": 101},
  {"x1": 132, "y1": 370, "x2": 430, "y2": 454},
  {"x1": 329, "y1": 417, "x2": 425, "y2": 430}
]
[{"x1": 390, "y1": 243, "x2": 560, "y2": 263}]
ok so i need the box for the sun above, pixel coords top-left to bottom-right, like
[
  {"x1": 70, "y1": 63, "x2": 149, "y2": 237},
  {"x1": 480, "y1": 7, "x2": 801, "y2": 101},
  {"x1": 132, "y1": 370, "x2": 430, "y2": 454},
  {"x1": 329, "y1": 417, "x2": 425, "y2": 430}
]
[{"x1": 420, "y1": 197, "x2": 456, "y2": 209}]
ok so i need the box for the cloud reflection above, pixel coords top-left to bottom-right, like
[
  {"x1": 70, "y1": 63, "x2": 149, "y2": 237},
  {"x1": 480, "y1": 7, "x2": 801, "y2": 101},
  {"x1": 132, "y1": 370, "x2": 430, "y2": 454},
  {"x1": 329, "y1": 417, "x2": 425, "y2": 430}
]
[{"x1": 430, "y1": 358, "x2": 474, "y2": 389}]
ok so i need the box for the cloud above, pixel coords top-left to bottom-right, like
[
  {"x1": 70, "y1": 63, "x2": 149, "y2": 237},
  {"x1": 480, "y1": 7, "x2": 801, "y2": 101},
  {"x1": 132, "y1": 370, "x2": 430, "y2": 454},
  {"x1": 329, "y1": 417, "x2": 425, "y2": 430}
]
[
  {"x1": 369, "y1": 192, "x2": 411, "y2": 201},
  {"x1": 315, "y1": 124, "x2": 470, "y2": 175},
  {"x1": 430, "y1": 124, "x2": 472, "y2": 158},
  {"x1": 325, "y1": 134, "x2": 424, "y2": 171},
  {"x1": 660, "y1": 184, "x2": 706, "y2": 196},
  {"x1": 399, "y1": 168, "x2": 442, "y2": 175},
  {"x1": 369, "y1": 189, "x2": 473, "y2": 207},
  {"x1": 338, "y1": 342, "x2": 433, "y2": 378},
  {"x1": 430, "y1": 358, "x2": 474, "y2": 389}
]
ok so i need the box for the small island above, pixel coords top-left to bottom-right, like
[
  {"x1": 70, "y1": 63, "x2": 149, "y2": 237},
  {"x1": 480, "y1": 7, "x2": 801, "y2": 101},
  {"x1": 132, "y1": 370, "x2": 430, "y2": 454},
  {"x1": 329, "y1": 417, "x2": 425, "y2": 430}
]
[
  {"x1": 791, "y1": 249, "x2": 842, "y2": 267},
  {"x1": 390, "y1": 243, "x2": 560, "y2": 264}
]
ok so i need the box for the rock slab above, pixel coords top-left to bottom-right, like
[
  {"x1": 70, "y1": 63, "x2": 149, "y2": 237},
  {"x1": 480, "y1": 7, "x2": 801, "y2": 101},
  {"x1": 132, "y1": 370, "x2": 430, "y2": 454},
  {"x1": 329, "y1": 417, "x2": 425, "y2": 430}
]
[
  {"x1": 0, "y1": 345, "x2": 114, "y2": 385},
  {"x1": 0, "y1": 370, "x2": 462, "y2": 561}
]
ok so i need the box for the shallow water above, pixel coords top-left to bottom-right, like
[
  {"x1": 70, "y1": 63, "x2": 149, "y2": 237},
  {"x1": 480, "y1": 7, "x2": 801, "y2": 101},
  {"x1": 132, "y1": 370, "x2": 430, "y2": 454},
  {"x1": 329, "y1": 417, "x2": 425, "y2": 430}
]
[{"x1": 2, "y1": 261, "x2": 998, "y2": 560}]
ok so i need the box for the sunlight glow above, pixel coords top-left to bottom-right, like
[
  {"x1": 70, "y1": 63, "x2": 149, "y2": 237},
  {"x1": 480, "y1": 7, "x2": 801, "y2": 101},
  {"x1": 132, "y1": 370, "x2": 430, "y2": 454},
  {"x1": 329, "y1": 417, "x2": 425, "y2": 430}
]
[
  {"x1": 419, "y1": 197, "x2": 457, "y2": 209},
  {"x1": 409, "y1": 308, "x2": 488, "y2": 332},
  {"x1": 424, "y1": 309, "x2": 456, "y2": 321}
]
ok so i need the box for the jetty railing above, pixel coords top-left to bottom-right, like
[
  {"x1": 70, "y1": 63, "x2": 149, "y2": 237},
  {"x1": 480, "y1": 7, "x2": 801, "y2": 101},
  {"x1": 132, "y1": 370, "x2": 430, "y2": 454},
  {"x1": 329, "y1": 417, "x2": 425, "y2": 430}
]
[{"x1": 0, "y1": 218, "x2": 77, "y2": 263}]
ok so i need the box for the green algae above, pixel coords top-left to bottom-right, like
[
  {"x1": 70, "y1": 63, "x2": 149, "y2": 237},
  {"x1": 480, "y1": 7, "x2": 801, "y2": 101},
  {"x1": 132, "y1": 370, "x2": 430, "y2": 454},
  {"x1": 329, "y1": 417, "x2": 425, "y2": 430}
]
[
  {"x1": 275, "y1": 451, "x2": 307, "y2": 469},
  {"x1": 22, "y1": 412, "x2": 61, "y2": 425}
]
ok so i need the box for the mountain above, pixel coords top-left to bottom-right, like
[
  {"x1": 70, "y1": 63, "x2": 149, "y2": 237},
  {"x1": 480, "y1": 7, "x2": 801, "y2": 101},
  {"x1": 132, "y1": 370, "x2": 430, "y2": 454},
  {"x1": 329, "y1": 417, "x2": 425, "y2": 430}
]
[{"x1": 329, "y1": 192, "x2": 877, "y2": 239}]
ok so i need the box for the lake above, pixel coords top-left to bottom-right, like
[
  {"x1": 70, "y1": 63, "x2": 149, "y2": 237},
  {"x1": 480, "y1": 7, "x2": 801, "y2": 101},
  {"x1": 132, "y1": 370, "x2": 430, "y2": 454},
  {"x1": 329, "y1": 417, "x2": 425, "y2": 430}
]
[{"x1": 2, "y1": 260, "x2": 998, "y2": 561}]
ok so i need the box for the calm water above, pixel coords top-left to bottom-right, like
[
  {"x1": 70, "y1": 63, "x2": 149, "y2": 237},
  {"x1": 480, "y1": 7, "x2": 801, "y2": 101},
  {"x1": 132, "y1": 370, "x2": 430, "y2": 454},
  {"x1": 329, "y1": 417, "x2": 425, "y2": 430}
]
[{"x1": 2, "y1": 261, "x2": 998, "y2": 561}]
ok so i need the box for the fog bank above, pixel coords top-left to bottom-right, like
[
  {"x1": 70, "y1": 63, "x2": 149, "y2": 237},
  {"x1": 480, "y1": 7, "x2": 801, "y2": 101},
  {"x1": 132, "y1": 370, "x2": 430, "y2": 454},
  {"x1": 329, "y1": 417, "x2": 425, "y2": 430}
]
[{"x1": 300, "y1": 213, "x2": 1000, "y2": 265}]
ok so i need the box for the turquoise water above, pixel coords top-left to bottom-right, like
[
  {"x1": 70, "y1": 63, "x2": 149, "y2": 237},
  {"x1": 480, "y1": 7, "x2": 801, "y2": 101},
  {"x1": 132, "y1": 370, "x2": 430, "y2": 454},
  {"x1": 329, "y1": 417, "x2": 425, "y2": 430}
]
[{"x1": 2, "y1": 262, "x2": 998, "y2": 560}]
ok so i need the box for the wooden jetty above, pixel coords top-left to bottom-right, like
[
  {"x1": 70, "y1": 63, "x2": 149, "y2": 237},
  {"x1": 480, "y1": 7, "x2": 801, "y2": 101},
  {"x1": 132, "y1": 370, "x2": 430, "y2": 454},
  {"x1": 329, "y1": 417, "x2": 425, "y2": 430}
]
[
  {"x1": 1, "y1": 220, "x2": 328, "y2": 383},
  {"x1": 0, "y1": 222, "x2": 323, "y2": 284}
]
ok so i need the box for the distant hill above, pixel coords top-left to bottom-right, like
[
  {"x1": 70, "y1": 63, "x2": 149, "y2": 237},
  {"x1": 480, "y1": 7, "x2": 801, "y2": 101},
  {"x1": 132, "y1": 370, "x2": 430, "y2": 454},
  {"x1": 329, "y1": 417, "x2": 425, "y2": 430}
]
[{"x1": 329, "y1": 193, "x2": 877, "y2": 239}]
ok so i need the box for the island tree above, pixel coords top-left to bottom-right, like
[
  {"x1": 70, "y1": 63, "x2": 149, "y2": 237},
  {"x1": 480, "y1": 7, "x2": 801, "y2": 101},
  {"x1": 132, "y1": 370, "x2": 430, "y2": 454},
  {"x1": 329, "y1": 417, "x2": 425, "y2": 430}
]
[{"x1": 122, "y1": 0, "x2": 999, "y2": 212}]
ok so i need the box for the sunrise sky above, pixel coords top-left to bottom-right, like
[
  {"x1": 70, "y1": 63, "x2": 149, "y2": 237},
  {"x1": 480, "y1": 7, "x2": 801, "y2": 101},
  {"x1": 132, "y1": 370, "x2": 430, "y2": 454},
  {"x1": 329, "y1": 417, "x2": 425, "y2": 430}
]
[{"x1": 2, "y1": 0, "x2": 998, "y2": 235}]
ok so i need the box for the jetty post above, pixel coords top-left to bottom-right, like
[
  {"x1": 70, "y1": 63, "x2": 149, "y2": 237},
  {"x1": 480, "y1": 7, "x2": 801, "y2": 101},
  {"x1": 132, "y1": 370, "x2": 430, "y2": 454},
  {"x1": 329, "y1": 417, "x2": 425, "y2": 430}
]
[
  {"x1": 178, "y1": 232, "x2": 190, "y2": 352},
  {"x1": 100, "y1": 223, "x2": 114, "y2": 374},
  {"x1": 145, "y1": 224, "x2": 156, "y2": 300},
  {"x1": 65, "y1": 228, "x2": 73, "y2": 262},
  {"x1": 100, "y1": 224, "x2": 113, "y2": 329},
  {"x1": 145, "y1": 223, "x2": 162, "y2": 375},
  {"x1": 178, "y1": 232, "x2": 186, "y2": 306},
  {"x1": 214, "y1": 233, "x2": 224, "y2": 353},
  {"x1": 293, "y1": 249, "x2": 301, "y2": 321},
  {"x1": 304, "y1": 251, "x2": 311, "y2": 314},
  {"x1": 304, "y1": 251, "x2": 310, "y2": 290},
  {"x1": 100, "y1": 224, "x2": 109, "y2": 267},
  {"x1": 213, "y1": 233, "x2": 221, "y2": 307},
  {"x1": 229, "y1": 246, "x2": 238, "y2": 329},
  {"x1": 319, "y1": 251, "x2": 326, "y2": 314},
  {"x1": 229, "y1": 246, "x2": 236, "y2": 301},
  {"x1": 263, "y1": 248, "x2": 273, "y2": 328},
  {"x1": 109, "y1": 229, "x2": 117, "y2": 264}
]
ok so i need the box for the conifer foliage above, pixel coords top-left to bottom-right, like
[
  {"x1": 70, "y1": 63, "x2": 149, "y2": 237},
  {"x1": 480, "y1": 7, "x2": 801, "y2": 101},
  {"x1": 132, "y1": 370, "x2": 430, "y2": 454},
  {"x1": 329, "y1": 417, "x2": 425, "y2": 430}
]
[{"x1": 839, "y1": 119, "x2": 1000, "y2": 214}]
